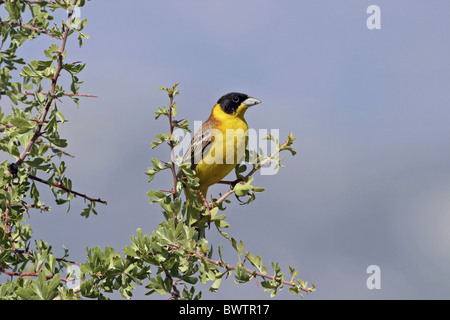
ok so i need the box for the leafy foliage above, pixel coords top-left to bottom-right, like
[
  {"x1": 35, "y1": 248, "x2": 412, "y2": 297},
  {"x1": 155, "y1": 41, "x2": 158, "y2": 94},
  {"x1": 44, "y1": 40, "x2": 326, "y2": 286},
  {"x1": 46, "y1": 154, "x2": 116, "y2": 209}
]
[
  {"x1": 1, "y1": 0, "x2": 97, "y2": 300},
  {"x1": 81, "y1": 83, "x2": 315, "y2": 300},
  {"x1": 0, "y1": 1, "x2": 315, "y2": 300}
]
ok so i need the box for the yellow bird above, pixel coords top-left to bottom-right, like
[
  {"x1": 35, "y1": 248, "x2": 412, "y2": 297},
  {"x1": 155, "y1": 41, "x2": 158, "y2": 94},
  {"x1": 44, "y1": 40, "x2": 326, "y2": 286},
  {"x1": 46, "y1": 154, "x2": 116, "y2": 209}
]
[{"x1": 180, "y1": 92, "x2": 261, "y2": 203}]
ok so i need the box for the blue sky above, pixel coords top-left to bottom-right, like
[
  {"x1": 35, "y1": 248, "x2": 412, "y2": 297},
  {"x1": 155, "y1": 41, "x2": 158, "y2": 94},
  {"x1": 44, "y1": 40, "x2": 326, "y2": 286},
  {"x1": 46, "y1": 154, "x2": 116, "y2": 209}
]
[{"x1": 9, "y1": 1, "x2": 450, "y2": 299}]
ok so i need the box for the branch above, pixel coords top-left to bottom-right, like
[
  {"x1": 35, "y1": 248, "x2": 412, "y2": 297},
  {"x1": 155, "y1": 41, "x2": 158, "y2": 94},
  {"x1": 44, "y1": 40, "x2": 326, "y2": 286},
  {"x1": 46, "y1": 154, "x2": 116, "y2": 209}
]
[
  {"x1": 0, "y1": 89, "x2": 97, "y2": 99},
  {"x1": 1, "y1": 120, "x2": 68, "y2": 136},
  {"x1": 0, "y1": 247, "x2": 80, "y2": 265},
  {"x1": 1, "y1": 176, "x2": 15, "y2": 251},
  {"x1": 162, "y1": 264, "x2": 180, "y2": 299},
  {"x1": 168, "y1": 94, "x2": 178, "y2": 201},
  {"x1": 38, "y1": 142, "x2": 75, "y2": 159},
  {"x1": 13, "y1": 3, "x2": 75, "y2": 169},
  {"x1": 28, "y1": 174, "x2": 107, "y2": 205},
  {"x1": 10, "y1": 203, "x2": 51, "y2": 211},
  {"x1": 211, "y1": 135, "x2": 294, "y2": 209},
  {"x1": 0, "y1": 0, "x2": 55, "y2": 3},
  {"x1": 22, "y1": 91, "x2": 98, "y2": 98},
  {"x1": 164, "y1": 85, "x2": 181, "y2": 227},
  {"x1": 202, "y1": 255, "x2": 313, "y2": 292},
  {"x1": 0, "y1": 20, "x2": 62, "y2": 40},
  {"x1": 0, "y1": 123, "x2": 12, "y2": 132},
  {"x1": 166, "y1": 243, "x2": 315, "y2": 294},
  {"x1": 0, "y1": 268, "x2": 69, "y2": 282}
]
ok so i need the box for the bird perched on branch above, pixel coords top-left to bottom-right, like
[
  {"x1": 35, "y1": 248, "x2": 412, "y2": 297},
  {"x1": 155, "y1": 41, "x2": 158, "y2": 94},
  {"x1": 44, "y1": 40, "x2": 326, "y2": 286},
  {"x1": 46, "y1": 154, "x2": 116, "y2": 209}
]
[{"x1": 179, "y1": 92, "x2": 261, "y2": 210}]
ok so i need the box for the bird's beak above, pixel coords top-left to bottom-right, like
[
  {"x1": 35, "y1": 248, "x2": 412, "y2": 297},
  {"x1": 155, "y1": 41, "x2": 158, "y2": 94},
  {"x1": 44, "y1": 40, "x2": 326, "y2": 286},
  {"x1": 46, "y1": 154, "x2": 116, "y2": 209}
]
[{"x1": 243, "y1": 97, "x2": 261, "y2": 107}]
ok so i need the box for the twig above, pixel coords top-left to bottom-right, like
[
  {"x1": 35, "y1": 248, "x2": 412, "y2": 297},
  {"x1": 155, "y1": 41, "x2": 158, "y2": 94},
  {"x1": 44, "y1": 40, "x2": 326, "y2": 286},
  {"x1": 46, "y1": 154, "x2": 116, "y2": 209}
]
[
  {"x1": 0, "y1": 124, "x2": 12, "y2": 132},
  {"x1": 22, "y1": 91, "x2": 98, "y2": 98},
  {"x1": 0, "y1": 247, "x2": 80, "y2": 265},
  {"x1": 166, "y1": 243, "x2": 315, "y2": 293},
  {"x1": 0, "y1": 268, "x2": 70, "y2": 282},
  {"x1": 28, "y1": 174, "x2": 107, "y2": 205},
  {"x1": 162, "y1": 264, "x2": 180, "y2": 299},
  {"x1": 190, "y1": 188, "x2": 212, "y2": 229},
  {"x1": 0, "y1": 20, "x2": 62, "y2": 40},
  {"x1": 210, "y1": 137, "x2": 292, "y2": 209},
  {"x1": 10, "y1": 203, "x2": 51, "y2": 211},
  {"x1": 1, "y1": 178, "x2": 15, "y2": 251},
  {"x1": 0, "y1": 0, "x2": 55, "y2": 4},
  {"x1": 14, "y1": 3, "x2": 75, "y2": 169},
  {"x1": 167, "y1": 92, "x2": 179, "y2": 228},
  {"x1": 202, "y1": 255, "x2": 312, "y2": 291},
  {"x1": 0, "y1": 120, "x2": 65, "y2": 135},
  {"x1": 213, "y1": 189, "x2": 235, "y2": 209},
  {"x1": 1, "y1": 171, "x2": 16, "y2": 251},
  {"x1": 39, "y1": 142, "x2": 75, "y2": 158},
  {"x1": 0, "y1": 89, "x2": 97, "y2": 98},
  {"x1": 216, "y1": 180, "x2": 234, "y2": 185},
  {"x1": 168, "y1": 94, "x2": 178, "y2": 199}
]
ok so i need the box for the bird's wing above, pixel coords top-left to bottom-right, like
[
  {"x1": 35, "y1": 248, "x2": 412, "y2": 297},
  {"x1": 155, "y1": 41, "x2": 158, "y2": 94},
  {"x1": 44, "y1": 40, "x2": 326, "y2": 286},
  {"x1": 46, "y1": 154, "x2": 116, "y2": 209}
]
[{"x1": 181, "y1": 120, "x2": 215, "y2": 170}]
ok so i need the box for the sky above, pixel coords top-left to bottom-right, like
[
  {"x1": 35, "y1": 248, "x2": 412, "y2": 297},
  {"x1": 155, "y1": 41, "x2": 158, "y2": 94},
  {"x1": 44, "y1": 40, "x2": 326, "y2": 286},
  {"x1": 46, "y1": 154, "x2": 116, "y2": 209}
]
[{"x1": 4, "y1": 0, "x2": 450, "y2": 299}]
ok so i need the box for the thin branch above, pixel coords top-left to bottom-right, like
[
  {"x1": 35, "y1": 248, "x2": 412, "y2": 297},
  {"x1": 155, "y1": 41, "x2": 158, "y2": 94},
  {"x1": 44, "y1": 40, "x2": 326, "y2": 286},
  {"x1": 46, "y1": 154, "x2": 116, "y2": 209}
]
[
  {"x1": 216, "y1": 180, "x2": 234, "y2": 185},
  {"x1": 0, "y1": 247, "x2": 80, "y2": 265},
  {"x1": 162, "y1": 264, "x2": 180, "y2": 299},
  {"x1": 1, "y1": 120, "x2": 67, "y2": 136},
  {"x1": 0, "y1": 89, "x2": 97, "y2": 98},
  {"x1": 0, "y1": 123, "x2": 13, "y2": 132},
  {"x1": 166, "y1": 243, "x2": 315, "y2": 293},
  {"x1": 190, "y1": 188, "x2": 212, "y2": 228},
  {"x1": 202, "y1": 254, "x2": 314, "y2": 293},
  {"x1": 213, "y1": 189, "x2": 235, "y2": 209},
  {"x1": 28, "y1": 174, "x2": 108, "y2": 205},
  {"x1": 22, "y1": 91, "x2": 98, "y2": 98},
  {"x1": 168, "y1": 95, "x2": 178, "y2": 200},
  {"x1": 0, "y1": 20, "x2": 62, "y2": 40},
  {"x1": 14, "y1": 3, "x2": 75, "y2": 169},
  {"x1": 189, "y1": 137, "x2": 293, "y2": 227},
  {"x1": 1, "y1": 176, "x2": 15, "y2": 251},
  {"x1": 39, "y1": 142, "x2": 75, "y2": 158},
  {"x1": 0, "y1": 0, "x2": 55, "y2": 3},
  {"x1": 211, "y1": 137, "x2": 293, "y2": 209},
  {"x1": 0, "y1": 268, "x2": 70, "y2": 282},
  {"x1": 0, "y1": 120, "x2": 64, "y2": 134},
  {"x1": 10, "y1": 203, "x2": 51, "y2": 211},
  {"x1": 167, "y1": 91, "x2": 180, "y2": 229}
]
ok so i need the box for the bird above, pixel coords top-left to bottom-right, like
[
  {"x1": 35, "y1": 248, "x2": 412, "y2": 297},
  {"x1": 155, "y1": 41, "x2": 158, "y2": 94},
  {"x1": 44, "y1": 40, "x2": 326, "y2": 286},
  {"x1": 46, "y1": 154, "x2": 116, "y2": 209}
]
[{"x1": 178, "y1": 92, "x2": 261, "y2": 225}]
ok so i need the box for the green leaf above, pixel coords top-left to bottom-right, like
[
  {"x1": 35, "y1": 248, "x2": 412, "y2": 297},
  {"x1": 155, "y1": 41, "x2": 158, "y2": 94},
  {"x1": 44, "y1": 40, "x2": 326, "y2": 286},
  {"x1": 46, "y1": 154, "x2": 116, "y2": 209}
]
[
  {"x1": 45, "y1": 132, "x2": 67, "y2": 148},
  {"x1": 233, "y1": 178, "x2": 254, "y2": 197},
  {"x1": 154, "y1": 106, "x2": 169, "y2": 120},
  {"x1": 210, "y1": 277, "x2": 222, "y2": 292},
  {"x1": 10, "y1": 117, "x2": 33, "y2": 128},
  {"x1": 55, "y1": 110, "x2": 65, "y2": 123},
  {"x1": 31, "y1": 60, "x2": 53, "y2": 71},
  {"x1": 45, "y1": 44, "x2": 61, "y2": 59},
  {"x1": 5, "y1": 0, "x2": 21, "y2": 20}
]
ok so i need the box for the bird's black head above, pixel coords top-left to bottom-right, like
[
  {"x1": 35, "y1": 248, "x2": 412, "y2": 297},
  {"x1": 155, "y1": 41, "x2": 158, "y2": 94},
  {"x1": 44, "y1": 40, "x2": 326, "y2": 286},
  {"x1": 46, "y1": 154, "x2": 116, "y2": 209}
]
[{"x1": 217, "y1": 92, "x2": 250, "y2": 115}]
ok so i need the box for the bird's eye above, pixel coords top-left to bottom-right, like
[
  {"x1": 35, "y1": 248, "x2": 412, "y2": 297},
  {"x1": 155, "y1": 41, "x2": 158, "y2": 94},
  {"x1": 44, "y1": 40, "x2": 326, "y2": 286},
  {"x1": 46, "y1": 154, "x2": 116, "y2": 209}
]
[{"x1": 232, "y1": 96, "x2": 239, "y2": 103}]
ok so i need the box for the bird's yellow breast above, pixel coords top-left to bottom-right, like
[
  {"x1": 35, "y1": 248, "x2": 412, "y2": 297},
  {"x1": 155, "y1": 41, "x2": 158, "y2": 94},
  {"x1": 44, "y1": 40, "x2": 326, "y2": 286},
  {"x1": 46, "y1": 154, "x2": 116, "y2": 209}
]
[{"x1": 195, "y1": 104, "x2": 249, "y2": 191}]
